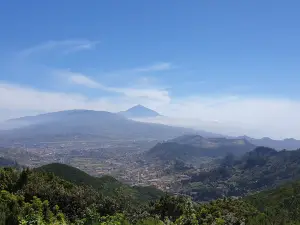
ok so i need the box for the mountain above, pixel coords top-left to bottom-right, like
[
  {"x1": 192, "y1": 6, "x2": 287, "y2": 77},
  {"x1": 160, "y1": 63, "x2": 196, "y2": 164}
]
[
  {"x1": 0, "y1": 109, "x2": 193, "y2": 143},
  {"x1": 237, "y1": 135, "x2": 300, "y2": 150},
  {"x1": 183, "y1": 146, "x2": 300, "y2": 202},
  {"x1": 145, "y1": 135, "x2": 256, "y2": 165},
  {"x1": 119, "y1": 104, "x2": 161, "y2": 118},
  {"x1": 172, "y1": 134, "x2": 255, "y2": 149}
]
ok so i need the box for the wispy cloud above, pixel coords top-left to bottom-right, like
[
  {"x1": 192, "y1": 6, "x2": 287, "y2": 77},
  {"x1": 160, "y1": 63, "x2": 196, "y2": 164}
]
[
  {"x1": 18, "y1": 39, "x2": 99, "y2": 56},
  {"x1": 65, "y1": 71, "x2": 103, "y2": 88},
  {"x1": 59, "y1": 70, "x2": 171, "y2": 104},
  {"x1": 131, "y1": 62, "x2": 173, "y2": 72}
]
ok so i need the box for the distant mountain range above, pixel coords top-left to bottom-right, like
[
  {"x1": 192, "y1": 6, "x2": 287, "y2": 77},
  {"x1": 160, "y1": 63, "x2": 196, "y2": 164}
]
[
  {"x1": 145, "y1": 135, "x2": 256, "y2": 165},
  {"x1": 119, "y1": 104, "x2": 161, "y2": 118},
  {"x1": 0, "y1": 109, "x2": 192, "y2": 143},
  {"x1": 1, "y1": 106, "x2": 300, "y2": 150},
  {"x1": 237, "y1": 135, "x2": 300, "y2": 150},
  {"x1": 184, "y1": 146, "x2": 300, "y2": 201}
]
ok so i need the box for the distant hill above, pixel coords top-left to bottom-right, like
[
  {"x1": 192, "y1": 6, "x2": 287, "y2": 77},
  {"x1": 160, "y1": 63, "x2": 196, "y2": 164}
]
[
  {"x1": 0, "y1": 109, "x2": 193, "y2": 143},
  {"x1": 145, "y1": 135, "x2": 256, "y2": 165},
  {"x1": 176, "y1": 134, "x2": 300, "y2": 151},
  {"x1": 183, "y1": 146, "x2": 300, "y2": 201},
  {"x1": 172, "y1": 135, "x2": 255, "y2": 150},
  {"x1": 238, "y1": 135, "x2": 300, "y2": 150},
  {"x1": 119, "y1": 104, "x2": 161, "y2": 118},
  {"x1": 37, "y1": 163, "x2": 164, "y2": 202},
  {"x1": 36, "y1": 163, "x2": 123, "y2": 194},
  {"x1": 37, "y1": 163, "x2": 118, "y2": 188}
]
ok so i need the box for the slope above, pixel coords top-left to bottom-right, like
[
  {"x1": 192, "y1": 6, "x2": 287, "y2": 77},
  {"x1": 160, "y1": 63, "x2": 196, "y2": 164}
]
[
  {"x1": 245, "y1": 179, "x2": 300, "y2": 224},
  {"x1": 36, "y1": 163, "x2": 164, "y2": 202},
  {"x1": 36, "y1": 163, "x2": 118, "y2": 188},
  {"x1": 2, "y1": 163, "x2": 300, "y2": 224}
]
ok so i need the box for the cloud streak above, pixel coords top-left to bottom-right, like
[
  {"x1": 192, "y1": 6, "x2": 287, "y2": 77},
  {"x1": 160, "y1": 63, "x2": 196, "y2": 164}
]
[
  {"x1": 131, "y1": 62, "x2": 173, "y2": 72},
  {"x1": 62, "y1": 70, "x2": 171, "y2": 104},
  {"x1": 18, "y1": 39, "x2": 99, "y2": 56},
  {"x1": 66, "y1": 72, "x2": 103, "y2": 88}
]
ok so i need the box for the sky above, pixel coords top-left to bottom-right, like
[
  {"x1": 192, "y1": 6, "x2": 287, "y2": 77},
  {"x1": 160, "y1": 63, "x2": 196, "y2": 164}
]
[{"x1": 0, "y1": 0, "x2": 300, "y2": 139}]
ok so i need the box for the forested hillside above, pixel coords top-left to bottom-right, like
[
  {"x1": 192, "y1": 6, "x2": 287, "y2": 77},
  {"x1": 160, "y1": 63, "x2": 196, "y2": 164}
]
[
  {"x1": 36, "y1": 163, "x2": 164, "y2": 202},
  {"x1": 182, "y1": 147, "x2": 300, "y2": 202},
  {"x1": 3, "y1": 163, "x2": 300, "y2": 224}
]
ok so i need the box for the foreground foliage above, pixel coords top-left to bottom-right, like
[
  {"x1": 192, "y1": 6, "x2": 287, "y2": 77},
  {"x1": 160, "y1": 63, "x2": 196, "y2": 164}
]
[{"x1": 2, "y1": 163, "x2": 300, "y2": 224}]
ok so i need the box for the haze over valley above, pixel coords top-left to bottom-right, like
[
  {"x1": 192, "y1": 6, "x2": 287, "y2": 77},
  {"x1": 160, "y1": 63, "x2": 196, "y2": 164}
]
[{"x1": 1, "y1": 105, "x2": 300, "y2": 193}]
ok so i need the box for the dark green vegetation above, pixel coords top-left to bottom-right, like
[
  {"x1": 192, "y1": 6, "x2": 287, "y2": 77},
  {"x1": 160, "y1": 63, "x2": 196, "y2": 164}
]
[
  {"x1": 3, "y1": 164, "x2": 300, "y2": 224},
  {"x1": 3, "y1": 146, "x2": 300, "y2": 224},
  {"x1": 245, "y1": 180, "x2": 300, "y2": 224},
  {"x1": 0, "y1": 164, "x2": 164, "y2": 225},
  {"x1": 37, "y1": 163, "x2": 164, "y2": 202},
  {"x1": 182, "y1": 146, "x2": 300, "y2": 202},
  {"x1": 145, "y1": 135, "x2": 255, "y2": 165},
  {"x1": 0, "y1": 157, "x2": 18, "y2": 167}
]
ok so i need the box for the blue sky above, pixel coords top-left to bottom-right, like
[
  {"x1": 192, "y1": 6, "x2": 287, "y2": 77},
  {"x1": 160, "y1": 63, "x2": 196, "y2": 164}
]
[{"x1": 0, "y1": 0, "x2": 300, "y2": 138}]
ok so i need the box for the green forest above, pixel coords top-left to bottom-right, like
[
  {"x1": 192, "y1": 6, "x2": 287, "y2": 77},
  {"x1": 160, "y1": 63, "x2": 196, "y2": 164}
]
[
  {"x1": 2, "y1": 163, "x2": 300, "y2": 225},
  {"x1": 182, "y1": 147, "x2": 300, "y2": 202}
]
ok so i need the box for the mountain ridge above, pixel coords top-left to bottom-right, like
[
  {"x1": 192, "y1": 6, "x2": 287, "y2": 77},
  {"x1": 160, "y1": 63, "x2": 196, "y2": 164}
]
[
  {"x1": 183, "y1": 146, "x2": 300, "y2": 202},
  {"x1": 145, "y1": 135, "x2": 256, "y2": 165},
  {"x1": 0, "y1": 109, "x2": 193, "y2": 142},
  {"x1": 237, "y1": 135, "x2": 300, "y2": 150}
]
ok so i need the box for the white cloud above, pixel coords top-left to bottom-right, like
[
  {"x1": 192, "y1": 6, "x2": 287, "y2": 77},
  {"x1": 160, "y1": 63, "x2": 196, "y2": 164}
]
[
  {"x1": 65, "y1": 72, "x2": 102, "y2": 88},
  {"x1": 0, "y1": 82, "x2": 129, "y2": 118},
  {"x1": 62, "y1": 70, "x2": 171, "y2": 104},
  {"x1": 154, "y1": 96, "x2": 300, "y2": 139},
  {"x1": 132, "y1": 62, "x2": 172, "y2": 72},
  {"x1": 18, "y1": 39, "x2": 99, "y2": 56},
  {"x1": 1, "y1": 80, "x2": 300, "y2": 139}
]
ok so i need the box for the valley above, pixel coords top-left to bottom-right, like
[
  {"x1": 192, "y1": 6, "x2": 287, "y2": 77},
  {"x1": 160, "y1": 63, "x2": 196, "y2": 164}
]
[
  {"x1": 2, "y1": 107, "x2": 300, "y2": 224},
  {"x1": 2, "y1": 107, "x2": 300, "y2": 195}
]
